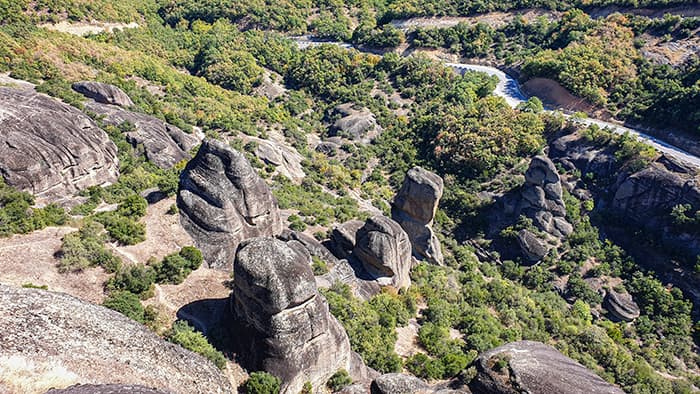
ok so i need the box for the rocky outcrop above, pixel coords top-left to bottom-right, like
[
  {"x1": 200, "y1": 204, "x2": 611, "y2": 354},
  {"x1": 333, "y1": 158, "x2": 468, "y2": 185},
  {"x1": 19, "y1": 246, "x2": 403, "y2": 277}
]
[
  {"x1": 353, "y1": 216, "x2": 412, "y2": 289},
  {"x1": 0, "y1": 87, "x2": 118, "y2": 204},
  {"x1": 368, "y1": 374, "x2": 468, "y2": 394},
  {"x1": 329, "y1": 220, "x2": 365, "y2": 259},
  {"x1": 231, "y1": 237, "x2": 354, "y2": 394},
  {"x1": 72, "y1": 81, "x2": 134, "y2": 107},
  {"x1": 46, "y1": 385, "x2": 168, "y2": 394},
  {"x1": 603, "y1": 289, "x2": 640, "y2": 322},
  {"x1": 177, "y1": 139, "x2": 283, "y2": 269},
  {"x1": 514, "y1": 156, "x2": 573, "y2": 263},
  {"x1": 0, "y1": 284, "x2": 231, "y2": 394},
  {"x1": 392, "y1": 166, "x2": 444, "y2": 265},
  {"x1": 79, "y1": 98, "x2": 199, "y2": 169},
  {"x1": 242, "y1": 136, "x2": 305, "y2": 183},
  {"x1": 330, "y1": 103, "x2": 382, "y2": 143},
  {"x1": 470, "y1": 341, "x2": 624, "y2": 394}
]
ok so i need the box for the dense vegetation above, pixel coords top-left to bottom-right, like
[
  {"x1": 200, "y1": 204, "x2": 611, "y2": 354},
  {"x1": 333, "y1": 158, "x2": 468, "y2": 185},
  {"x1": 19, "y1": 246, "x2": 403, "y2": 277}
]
[{"x1": 0, "y1": 1, "x2": 697, "y2": 392}]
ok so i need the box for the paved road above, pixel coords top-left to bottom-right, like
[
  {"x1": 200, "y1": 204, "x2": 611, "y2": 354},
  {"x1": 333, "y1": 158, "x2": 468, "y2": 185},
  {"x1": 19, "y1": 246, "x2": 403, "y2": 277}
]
[{"x1": 293, "y1": 38, "x2": 700, "y2": 169}]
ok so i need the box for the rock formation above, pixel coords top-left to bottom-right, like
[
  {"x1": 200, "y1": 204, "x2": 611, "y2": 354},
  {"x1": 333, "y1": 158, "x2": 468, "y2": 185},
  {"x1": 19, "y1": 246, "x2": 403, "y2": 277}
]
[
  {"x1": 231, "y1": 237, "x2": 354, "y2": 394},
  {"x1": 329, "y1": 103, "x2": 382, "y2": 143},
  {"x1": 72, "y1": 81, "x2": 134, "y2": 107},
  {"x1": 46, "y1": 385, "x2": 168, "y2": 394},
  {"x1": 73, "y1": 83, "x2": 199, "y2": 169},
  {"x1": 353, "y1": 215, "x2": 412, "y2": 289},
  {"x1": 177, "y1": 139, "x2": 283, "y2": 269},
  {"x1": 242, "y1": 136, "x2": 305, "y2": 183},
  {"x1": 329, "y1": 220, "x2": 365, "y2": 259},
  {"x1": 514, "y1": 155, "x2": 573, "y2": 263},
  {"x1": 0, "y1": 285, "x2": 231, "y2": 394},
  {"x1": 470, "y1": 341, "x2": 624, "y2": 394},
  {"x1": 0, "y1": 87, "x2": 118, "y2": 204},
  {"x1": 392, "y1": 166, "x2": 444, "y2": 265},
  {"x1": 603, "y1": 288, "x2": 640, "y2": 322}
]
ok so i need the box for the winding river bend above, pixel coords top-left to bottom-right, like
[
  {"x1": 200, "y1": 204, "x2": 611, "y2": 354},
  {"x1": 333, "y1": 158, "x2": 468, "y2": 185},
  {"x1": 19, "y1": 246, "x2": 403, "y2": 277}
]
[{"x1": 295, "y1": 38, "x2": 700, "y2": 169}]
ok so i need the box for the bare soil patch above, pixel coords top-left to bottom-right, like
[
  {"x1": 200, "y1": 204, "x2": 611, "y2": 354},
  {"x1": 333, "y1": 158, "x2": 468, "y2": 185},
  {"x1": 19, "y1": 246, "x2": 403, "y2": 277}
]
[{"x1": 39, "y1": 21, "x2": 139, "y2": 36}]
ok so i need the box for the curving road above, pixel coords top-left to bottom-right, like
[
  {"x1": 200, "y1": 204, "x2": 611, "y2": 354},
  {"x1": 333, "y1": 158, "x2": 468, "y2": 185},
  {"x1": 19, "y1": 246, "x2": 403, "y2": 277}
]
[{"x1": 293, "y1": 38, "x2": 700, "y2": 169}]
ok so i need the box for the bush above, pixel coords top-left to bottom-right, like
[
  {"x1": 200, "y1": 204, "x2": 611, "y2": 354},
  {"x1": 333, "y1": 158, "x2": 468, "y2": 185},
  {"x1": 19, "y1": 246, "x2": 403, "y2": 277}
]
[
  {"x1": 57, "y1": 221, "x2": 122, "y2": 273},
  {"x1": 95, "y1": 212, "x2": 146, "y2": 245},
  {"x1": 243, "y1": 371, "x2": 281, "y2": 394},
  {"x1": 153, "y1": 247, "x2": 204, "y2": 284},
  {"x1": 166, "y1": 320, "x2": 226, "y2": 369},
  {"x1": 117, "y1": 194, "x2": 148, "y2": 218},
  {"x1": 103, "y1": 291, "x2": 145, "y2": 322},
  {"x1": 326, "y1": 369, "x2": 352, "y2": 391},
  {"x1": 106, "y1": 264, "x2": 157, "y2": 298}
]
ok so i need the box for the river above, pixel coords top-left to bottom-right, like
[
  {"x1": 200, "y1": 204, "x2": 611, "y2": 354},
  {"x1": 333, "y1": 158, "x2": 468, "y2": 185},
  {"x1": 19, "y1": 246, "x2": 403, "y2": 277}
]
[{"x1": 294, "y1": 37, "x2": 700, "y2": 169}]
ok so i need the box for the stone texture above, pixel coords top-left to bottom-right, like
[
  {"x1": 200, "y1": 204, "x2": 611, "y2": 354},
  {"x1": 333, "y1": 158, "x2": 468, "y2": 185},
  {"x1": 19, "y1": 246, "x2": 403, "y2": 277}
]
[
  {"x1": 82, "y1": 100, "x2": 199, "y2": 169},
  {"x1": 329, "y1": 220, "x2": 365, "y2": 259},
  {"x1": 516, "y1": 229, "x2": 549, "y2": 263},
  {"x1": 72, "y1": 81, "x2": 134, "y2": 107},
  {"x1": 45, "y1": 385, "x2": 168, "y2": 394},
  {"x1": 0, "y1": 285, "x2": 231, "y2": 394},
  {"x1": 392, "y1": 166, "x2": 444, "y2": 265},
  {"x1": 515, "y1": 156, "x2": 573, "y2": 263},
  {"x1": 353, "y1": 216, "x2": 412, "y2": 289},
  {"x1": 245, "y1": 136, "x2": 305, "y2": 183},
  {"x1": 603, "y1": 289, "x2": 641, "y2": 322},
  {"x1": 370, "y1": 374, "x2": 430, "y2": 394},
  {"x1": 177, "y1": 139, "x2": 283, "y2": 269},
  {"x1": 470, "y1": 341, "x2": 624, "y2": 394},
  {"x1": 232, "y1": 237, "x2": 353, "y2": 394},
  {"x1": 0, "y1": 87, "x2": 118, "y2": 204},
  {"x1": 330, "y1": 103, "x2": 382, "y2": 143}
]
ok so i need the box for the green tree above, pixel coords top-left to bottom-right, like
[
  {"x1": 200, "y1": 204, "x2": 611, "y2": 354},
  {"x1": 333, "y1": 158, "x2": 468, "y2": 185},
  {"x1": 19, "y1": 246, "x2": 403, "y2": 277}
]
[{"x1": 243, "y1": 371, "x2": 281, "y2": 394}]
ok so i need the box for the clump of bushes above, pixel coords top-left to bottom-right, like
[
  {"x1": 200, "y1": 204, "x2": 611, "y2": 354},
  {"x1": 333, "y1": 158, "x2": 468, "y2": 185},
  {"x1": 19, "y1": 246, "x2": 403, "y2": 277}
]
[
  {"x1": 166, "y1": 320, "x2": 226, "y2": 369},
  {"x1": 326, "y1": 369, "x2": 352, "y2": 391},
  {"x1": 57, "y1": 220, "x2": 122, "y2": 273},
  {"x1": 0, "y1": 177, "x2": 67, "y2": 237},
  {"x1": 103, "y1": 290, "x2": 145, "y2": 322},
  {"x1": 242, "y1": 371, "x2": 281, "y2": 394},
  {"x1": 94, "y1": 194, "x2": 148, "y2": 245}
]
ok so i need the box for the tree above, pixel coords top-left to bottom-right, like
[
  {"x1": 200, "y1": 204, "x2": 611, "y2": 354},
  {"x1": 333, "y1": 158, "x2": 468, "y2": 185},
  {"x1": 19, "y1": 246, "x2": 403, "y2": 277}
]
[
  {"x1": 103, "y1": 291, "x2": 145, "y2": 323},
  {"x1": 326, "y1": 369, "x2": 352, "y2": 391},
  {"x1": 167, "y1": 320, "x2": 226, "y2": 369}
]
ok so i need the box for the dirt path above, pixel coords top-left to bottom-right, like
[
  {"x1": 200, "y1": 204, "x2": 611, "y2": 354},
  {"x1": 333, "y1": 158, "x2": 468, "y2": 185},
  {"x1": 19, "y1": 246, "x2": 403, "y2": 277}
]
[{"x1": 39, "y1": 21, "x2": 139, "y2": 36}]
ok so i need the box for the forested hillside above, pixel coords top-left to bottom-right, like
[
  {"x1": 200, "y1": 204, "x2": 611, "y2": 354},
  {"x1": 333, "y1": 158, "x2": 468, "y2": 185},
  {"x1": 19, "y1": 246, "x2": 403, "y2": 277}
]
[{"x1": 0, "y1": 1, "x2": 698, "y2": 393}]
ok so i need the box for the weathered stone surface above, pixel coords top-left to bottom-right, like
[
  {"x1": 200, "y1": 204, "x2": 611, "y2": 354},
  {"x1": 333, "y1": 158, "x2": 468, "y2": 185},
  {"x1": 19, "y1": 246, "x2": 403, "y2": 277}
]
[
  {"x1": 232, "y1": 237, "x2": 353, "y2": 394},
  {"x1": 370, "y1": 374, "x2": 430, "y2": 394},
  {"x1": 252, "y1": 69, "x2": 287, "y2": 100},
  {"x1": 72, "y1": 81, "x2": 134, "y2": 107},
  {"x1": 45, "y1": 384, "x2": 168, "y2": 394},
  {"x1": 353, "y1": 216, "x2": 412, "y2": 289},
  {"x1": 0, "y1": 285, "x2": 231, "y2": 394},
  {"x1": 603, "y1": 289, "x2": 640, "y2": 322},
  {"x1": 177, "y1": 139, "x2": 283, "y2": 269},
  {"x1": 514, "y1": 155, "x2": 573, "y2": 263},
  {"x1": 392, "y1": 166, "x2": 444, "y2": 265},
  {"x1": 330, "y1": 103, "x2": 382, "y2": 143},
  {"x1": 329, "y1": 220, "x2": 365, "y2": 259},
  {"x1": 279, "y1": 229, "x2": 339, "y2": 267},
  {"x1": 0, "y1": 87, "x2": 119, "y2": 204},
  {"x1": 516, "y1": 229, "x2": 549, "y2": 263},
  {"x1": 83, "y1": 101, "x2": 199, "y2": 169},
  {"x1": 470, "y1": 341, "x2": 624, "y2": 394},
  {"x1": 247, "y1": 136, "x2": 305, "y2": 183}
]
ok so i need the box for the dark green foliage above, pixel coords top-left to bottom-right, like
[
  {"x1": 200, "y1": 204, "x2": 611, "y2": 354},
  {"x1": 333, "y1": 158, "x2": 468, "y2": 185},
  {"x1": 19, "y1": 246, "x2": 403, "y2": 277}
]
[
  {"x1": 117, "y1": 194, "x2": 148, "y2": 218},
  {"x1": 243, "y1": 371, "x2": 281, "y2": 394},
  {"x1": 326, "y1": 369, "x2": 352, "y2": 391},
  {"x1": 153, "y1": 247, "x2": 203, "y2": 284},
  {"x1": 166, "y1": 320, "x2": 227, "y2": 369},
  {"x1": 106, "y1": 264, "x2": 157, "y2": 298},
  {"x1": 103, "y1": 290, "x2": 145, "y2": 323},
  {"x1": 57, "y1": 220, "x2": 122, "y2": 273},
  {"x1": 0, "y1": 178, "x2": 67, "y2": 237},
  {"x1": 94, "y1": 211, "x2": 146, "y2": 245}
]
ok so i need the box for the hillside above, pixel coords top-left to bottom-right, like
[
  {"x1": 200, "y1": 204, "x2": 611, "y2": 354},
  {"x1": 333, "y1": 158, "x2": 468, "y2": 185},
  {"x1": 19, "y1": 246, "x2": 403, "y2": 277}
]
[{"x1": 0, "y1": 1, "x2": 698, "y2": 394}]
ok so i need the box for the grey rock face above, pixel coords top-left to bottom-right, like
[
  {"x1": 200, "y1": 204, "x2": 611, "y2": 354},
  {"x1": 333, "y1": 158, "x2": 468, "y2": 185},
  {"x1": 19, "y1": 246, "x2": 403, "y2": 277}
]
[
  {"x1": 0, "y1": 285, "x2": 231, "y2": 394},
  {"x1": 603, "y1": 289, "x2": 640, "y2": 322},
  {"x1": 330, "y1": 103, "x2": 382, "y2": 143},
  {"x1": 516, "y1": 229, "x2": 549, "y2": 263},
  {"x1": 515, "y1": 156, "x2": 572, "y2": 263},
  {"x1": 72, "y1": 81, "x2": 134, "y2": 107},
  {"x1": 353, "y1": 216, "x2": 412, "y2": 289},
  {"x1": 329, "y1": 220, "x2": 365, "y2": 259},
  {"x1": 45, "y1": 385, "x2": 168, "y2": 394},
  {"x1": 82, "y1": 100, "x2": 199, "y2": 169},
  {"x1": 0, "y1": 87, "x2": 119, "y2": 204},
  {"x1": 470, "y1": 341, "x2": 624, "y2": 394},
  {"x1": 232, "y1": 237, "x2": 353, "y2": 394},
  {"x1": 392, "y1": 166, "x2": 444, "y2": 265},
  {"x1": 177, "y1": 139, "x2": 283, "y2": 269},
  {"x1": 370, "y1": 374, "x2": 430, "y2": 394},
  {"x1": 247, "y1": 136, "x2": 305, "y2": 183}
]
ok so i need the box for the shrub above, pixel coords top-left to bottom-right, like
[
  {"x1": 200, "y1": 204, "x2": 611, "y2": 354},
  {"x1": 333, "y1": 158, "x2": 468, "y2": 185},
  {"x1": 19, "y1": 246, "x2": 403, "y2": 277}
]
[
  {"x1": 166, "y1": 320, "x2": 226, "y2": 369},
  {"x1": 95, "y1": 212, "x2": 146, "y2": 245},
  {"x1": 311, "y1": 256, "x2": 329, "y2": 275},
  {"x1": 326, "y1": 369, "x2": 352, "y2": 391},
  {"x1": 243, "y1": 371, "x2": 281, "y2": 394},
  {"x1": 57, "y1": 221, "x2": 122, "y2": 273},
  {"x1": 117, "y1": 194, "x2": 148, "y2": 218},
  {"x1": 103, "y1": 291, "x2": 145, "y2": 323},
  {"x1": 106, "y1": 264, "x2": 157, "y2": 298},
  {"x1": 153, "y1": 247, "x2": 204, "y2": 284}
]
